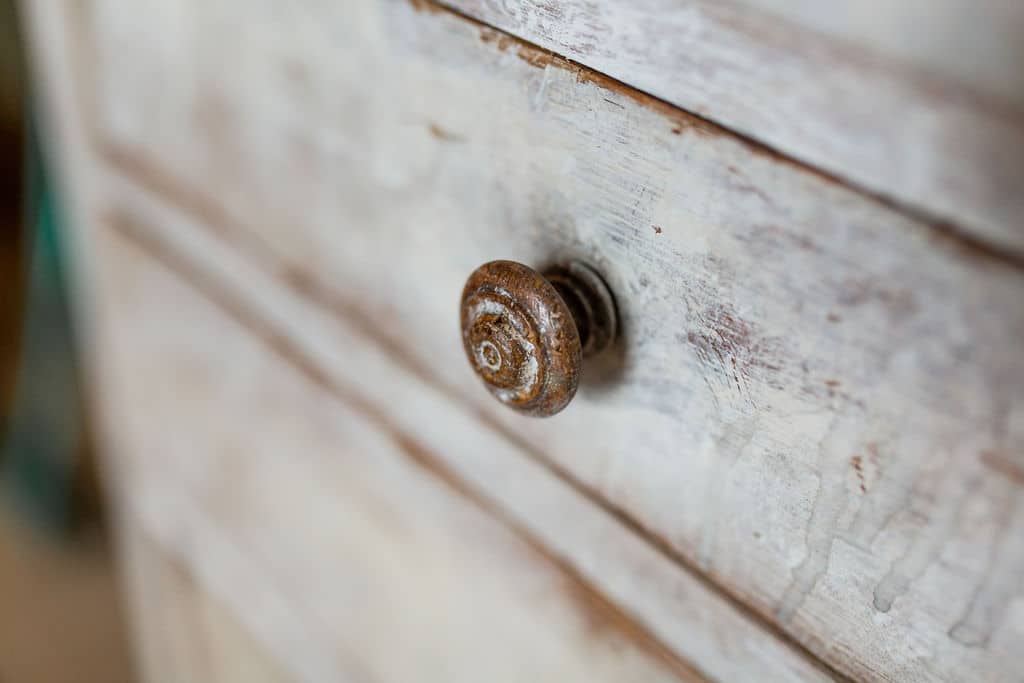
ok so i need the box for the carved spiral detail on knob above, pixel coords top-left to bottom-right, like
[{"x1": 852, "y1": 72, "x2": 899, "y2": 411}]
[{"x1": 460, "y1": 260, "x2": 617, "y2": 417}]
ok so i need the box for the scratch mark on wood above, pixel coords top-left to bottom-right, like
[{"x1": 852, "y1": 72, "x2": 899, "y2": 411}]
[{"x1": 427, "y1": 122, "x2": 464, "y2": 142}]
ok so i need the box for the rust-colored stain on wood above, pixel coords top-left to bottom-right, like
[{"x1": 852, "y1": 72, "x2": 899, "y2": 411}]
[
  {"x1": 686, "y1": 303, "x2": 784, "y2": 383},
  {"x1": 981, "y1": 450, "x2": 1024, "y2": 487},
  {"x1": 428, "y1": 121, "x2": 463, "y2": 142},
  {"x1": 850, "y1": 455, "x2": 867, "y2": 493}
]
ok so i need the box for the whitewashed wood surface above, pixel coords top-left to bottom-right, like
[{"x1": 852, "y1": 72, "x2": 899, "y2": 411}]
[
  {"x1": 121, "y1": 529, "x2": 293, "y2": 683},
  {"x1": 91, "y1": 203, "x2": 704, "y2": 683},
  {"x1": 33, "y1": 0, "x2": 1024, "y2": 680},
  {"x1": 96, "y1": 169, "x2": 833, "y2": 682},
  {"x1": 742, "y1": 0, "x2": 1024, "y2": 101},
  {"x1": 440, "y1": 0, "x2": 1024, "y2": 256}
]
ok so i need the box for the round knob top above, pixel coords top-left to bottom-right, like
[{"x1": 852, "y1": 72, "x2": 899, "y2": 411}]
[
  {"x1": 461, "y1": 259, "x2": 617, "y2": 417},
  {"x1": 461, "y1": 260, "x2": 582, "y2": 417}
]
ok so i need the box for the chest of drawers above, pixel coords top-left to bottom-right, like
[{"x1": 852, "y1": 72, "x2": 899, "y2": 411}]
[{"x1": 23, "y1": 1, "x2": 1024, "y2": 680}]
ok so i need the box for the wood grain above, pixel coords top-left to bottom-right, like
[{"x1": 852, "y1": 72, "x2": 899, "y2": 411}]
[
  {"x1": 77, "y1": 0, "x2": 1024, "y2": 680},
  {"x1": 437, "y1": 0, "x2": 1024, "y2": 257}
]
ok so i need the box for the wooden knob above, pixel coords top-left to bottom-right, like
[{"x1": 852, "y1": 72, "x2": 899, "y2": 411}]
[{"x1": 460, "y1": 260, "x2": 617, "y2": 417}]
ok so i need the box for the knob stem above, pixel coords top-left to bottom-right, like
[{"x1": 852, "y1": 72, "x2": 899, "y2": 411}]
[{"x1": 542, "y1": 261, "x2": 618, "y2": 358}]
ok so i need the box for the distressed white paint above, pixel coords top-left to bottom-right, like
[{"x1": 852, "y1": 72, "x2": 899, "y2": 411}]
[
  {"x1": 86, "y1": 207, "x2": 698, "y2": 683},
  {"x1": 29, "y1": 0, "x2": 1024, "y2": 680},
  {"x1": 98, "y1": 168, "x2": 831, "y2": 681},
  {"x1": 91, "y1": 236, "x2": 689, "y2": 683},
  {"x1": 442, "y1": 0, "x2": 1024, "y2": 256}
]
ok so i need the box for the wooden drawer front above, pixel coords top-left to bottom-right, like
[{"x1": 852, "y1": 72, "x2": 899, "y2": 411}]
[{"x1": 77, "y1": 0, "x2": 1024, "y2": 681}]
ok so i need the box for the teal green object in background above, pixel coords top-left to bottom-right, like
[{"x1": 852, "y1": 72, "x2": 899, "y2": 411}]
[{"x1": 1, "y1": 112, "x2": 90, "y2": 534}]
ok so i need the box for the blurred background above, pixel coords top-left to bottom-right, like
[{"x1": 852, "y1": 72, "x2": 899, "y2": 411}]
[{"x1": 0, "y1": 3, "x2": 136, "y2": 681}]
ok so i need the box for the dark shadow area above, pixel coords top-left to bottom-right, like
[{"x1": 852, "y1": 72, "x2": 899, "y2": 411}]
[{"x1": 0, "y1": 5, "x2": 137, "y2": 681}]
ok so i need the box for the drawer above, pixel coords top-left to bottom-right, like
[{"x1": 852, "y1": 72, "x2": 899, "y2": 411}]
[{"x1": 33, "y1": 0, "x2": 1024, "y2": 681}]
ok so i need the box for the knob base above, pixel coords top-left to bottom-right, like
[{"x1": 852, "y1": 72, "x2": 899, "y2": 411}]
[{"x1": 542, "y1": 261, "x2": 618, "y2": 358}]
